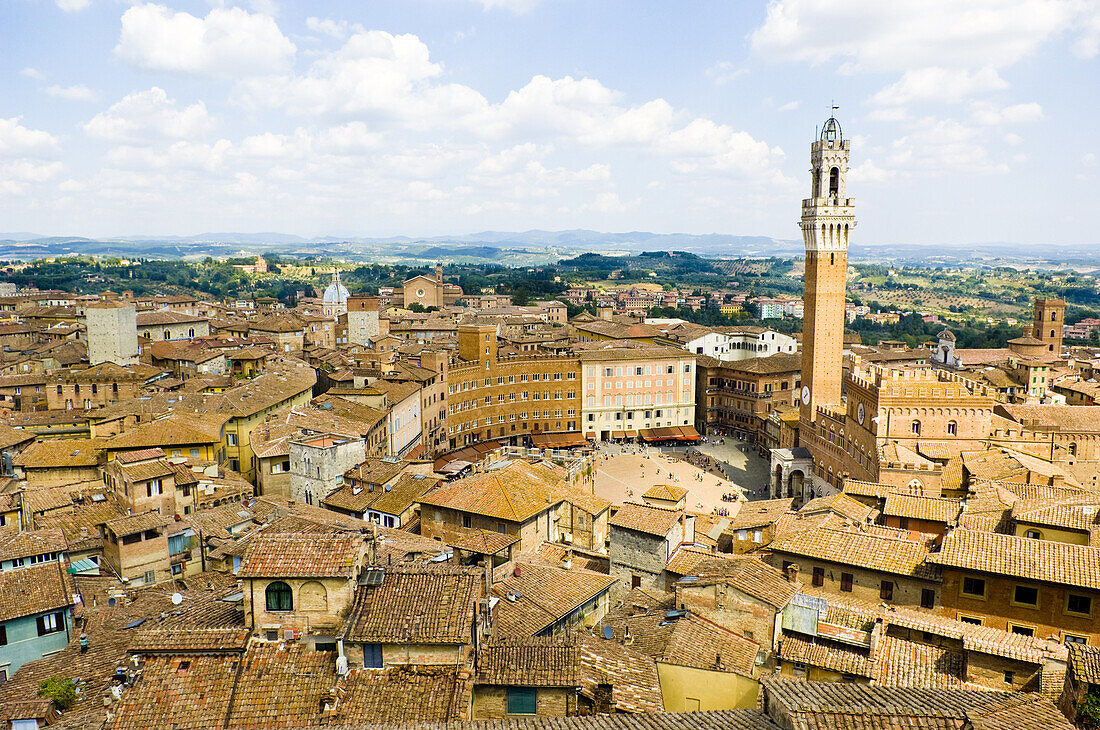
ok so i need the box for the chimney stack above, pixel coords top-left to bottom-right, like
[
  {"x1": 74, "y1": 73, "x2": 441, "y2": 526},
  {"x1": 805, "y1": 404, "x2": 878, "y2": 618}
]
[{"x1": 785, "y1": 563, "x2": 800, "y2": 584}]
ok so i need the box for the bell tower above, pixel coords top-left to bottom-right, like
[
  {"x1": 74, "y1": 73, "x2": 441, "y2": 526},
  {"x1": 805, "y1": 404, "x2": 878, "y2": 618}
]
[{"x1": 799, "y1": 114, "x2": 855, "y2": 420}]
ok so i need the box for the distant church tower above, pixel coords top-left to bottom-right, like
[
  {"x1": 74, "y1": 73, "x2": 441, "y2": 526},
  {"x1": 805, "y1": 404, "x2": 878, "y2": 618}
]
[
  {"x1": 799, "y1": 114, "x2": 855, "y2": 419},
  {"x1": 1032, "y1": 297, "x2": 1065, "y2": 353}
]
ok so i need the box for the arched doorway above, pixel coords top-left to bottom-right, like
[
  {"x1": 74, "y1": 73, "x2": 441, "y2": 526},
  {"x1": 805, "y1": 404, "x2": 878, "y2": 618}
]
[{"x1": 787, "y1": 469, "x2": 804, "y2": 499}]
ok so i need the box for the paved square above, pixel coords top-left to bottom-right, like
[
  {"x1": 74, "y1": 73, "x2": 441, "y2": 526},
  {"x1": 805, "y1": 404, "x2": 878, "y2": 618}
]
[{"x1": 590, "y1": 440, "x2": 771, "y2": 515}]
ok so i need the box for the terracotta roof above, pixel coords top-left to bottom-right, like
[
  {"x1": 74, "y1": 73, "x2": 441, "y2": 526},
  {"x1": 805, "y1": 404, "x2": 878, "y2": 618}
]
[
  {"x1": 239, "y1": 532, "x2": 362, "y2": 578},
  {"x1": 136, "y1": 309, "x2": 207, "y2": 326},
  {"x1": 999, "y1": 403, "x2": 1100, "y2": 432},
  {"x1": 768, "y1": 521, "x2": 939, "y2": 581},
  {"x1": 872, "y1": 634, "x2": 965, "y2": 689},
  {"x1": 761, "y1": 677, "x2": 1071, "y2": 730},
  {"x1": 325, "y1": 472, "x2": 439, "y2": 517},
  {"x1": 105, "y1": 510, "x2": 170, "y2": 536},
  {"x1": 1069, "y1": 643, "x2": 1100, "y2": 684},
  {"x1": 0, "y1": 561, "x2": 75, "y2": 622},
  {"x1": 642, "y1": 483, "x2": 688, "y2": 502},
  {"x1": 599, "y1": 606, "x2": 758, "y2": 677},
  {"x1": 115, "y1": 447, "x2": 167, "y2": 463},
  {"x1": 419, "y1": 460, "x2": 565, "y2": 523},
  {"x1": 476, "y1": 636, "x2": 580, "y2": 687},
  {"x1": 331, "y1": 710, "x2": 780, "y2": 730},
  {"x1": 664, "y1": 545, "x2": 718, "y2": 577},
  {"x1": 882, "y1": 493, "x2": 961, "y2": 524},
  {"x1": 608, "y1": 502, "x2": 681, "y2": 537},
  {"x1": 108, "y1": 413, "x2": 227, "y2": 451},
  {"x1": 680, "y1": 555, "x2": 797, "y2": 609},
  {"x1": 0, "y1": 527, "x2": 67, "y2": 561},
  {"x1": 1012, "y1": 496, "x2": 1100, "y2": 532},
  {"x1": 343, "y1": 566, "x2": 480, "y2": 644},
  {"x1": 0, "y1": 423, "x2": 34, "y2": 450},
  {"x1": 128, "y1": 627, "x2": 250, "y2": 655},
  {"x1": 777, "y1": 633, "x2": 873, "y2": 678},
  {"x1": 344, "y1": 458, "x2": 408, "y2": 486},
  {"x1": 492, "y1": 563, "x2": 618, "y2": 637},
  {"x1": 119, "y1": 458, "x2": 176, "y2": 482},
  {"x1": 929, "y1": 527, "x2": 1100, "y2": 590},
  {"x1": 474, "y1": 634, "x2": 663, "y2": 714},
  {"x1": 336, "y1": 666, "x2": 473, "y2": 725},
  {"x1": 13, "y1": 437, "x2": 106, "y2": 468},
  {"x1": 447, "y1": 529, "x2": 519, "y2": 555},
  {"x1": 724, "y1": 498, "x2": 794, "y2": 530},
  {"x1": 799, "y1": 492, "x2": 875, "y2": 523}
]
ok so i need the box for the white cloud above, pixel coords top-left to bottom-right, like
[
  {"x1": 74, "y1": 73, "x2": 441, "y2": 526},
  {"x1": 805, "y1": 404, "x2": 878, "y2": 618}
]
[
  {"x1": 1074, "y1": 4, "x2": 1100, "y2": 58},
  {"x1": 0, "y1": 161, "x2": 64, "y2": 195},
  {"x1": 0, "y1": 118, "x2": 61, "y2": 157},
  {"x1": 83, "y1": 87, "x2": 216, "y2": 142},
  {"x1": 705, "y1": 61, "x2": 747, "y2": 86},
  {"x1": 115, "y1": 3, "x2": 295, "y2": 77},
  {"x1": 751, "y1": 0, "x2": 1078, "y2": 72},
  {"x1": 56, "y1": 0, "x2": 90, "y2": 11},
  {"x1": 579, "y1": 192, "x2": 634, "y2": 213},
  {"x1": 776, "y1": 100, "x2": 800, "y2": 112},
  {"x1": 58, "y1": 179, "x2": 85, "y2": 192},
  {"x1": 869, "y1": 67, "x2": 1008, "y2": 107},
  {"x1": 662, "y1": 119, "x2": 787, "y2": 181},
  {"x1": 306, "y1": 17, "x2": 351, "y2": 39},
  {"x1": 21, "y1": 68, "x2": 44, "y2": 80},
  {"x1": 1083, "y1": 152, "x2": 1097, "y2": 168},
  {"x1": 44, "y1": 84, "x2": 99, "y2": 103},
  {"x1": 238, "y1": 30, "x2": 485, "y2": 127},
  {"x1": 971, "y1": 101, "x2": 1043, "y2": 125},
  {"x1": 468, "y1": 0, "x2": 540, "y2": 12},
  {"x1": 855, "y1": 117, "x2": 1009, "y2": 181}
]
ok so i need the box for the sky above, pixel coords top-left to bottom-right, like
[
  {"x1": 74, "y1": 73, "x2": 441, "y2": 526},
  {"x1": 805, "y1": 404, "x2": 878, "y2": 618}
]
[{"x1": 1, "y1": 0, "x2": 1098, "y2": 245}]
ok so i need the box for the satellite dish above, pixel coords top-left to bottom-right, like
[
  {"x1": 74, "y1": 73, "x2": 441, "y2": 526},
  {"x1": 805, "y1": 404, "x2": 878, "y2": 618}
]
[
  {"x1": 171, "y1": 593, "x2": 183, "y2": 605},
  {"x1": 602, "y1": 625, "x2": 613, "y2": 640}
]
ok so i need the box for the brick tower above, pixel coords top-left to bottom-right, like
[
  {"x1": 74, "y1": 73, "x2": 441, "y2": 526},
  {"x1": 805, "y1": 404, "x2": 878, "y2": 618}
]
[
  {"x1": 1032, "y1": 297, "x2": 1065, "y2": 353},
  {"x1": 799, "y1": 115, "x2": 855, "y2": 420}
]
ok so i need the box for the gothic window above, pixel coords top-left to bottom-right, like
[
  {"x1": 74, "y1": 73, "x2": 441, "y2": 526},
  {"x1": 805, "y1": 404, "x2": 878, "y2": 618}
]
[
  {"x1": 911, "y1": 420, "x2": 921, "y2": 436},
  {"x1": 829, "y1": 167, "x2": 839, "y2": 197},
  {"x1": 1069, "y1": 442, "x2": 1078, "y2": 456},
  {"x1": 947, "y1": 421, "x2": 957, "y2": 436}
]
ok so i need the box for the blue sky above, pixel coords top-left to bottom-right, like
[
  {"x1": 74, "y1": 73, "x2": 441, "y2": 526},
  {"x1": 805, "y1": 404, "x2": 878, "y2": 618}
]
[{"x1": 1, "y1": 0, "x2": 1097, "y2": 245}]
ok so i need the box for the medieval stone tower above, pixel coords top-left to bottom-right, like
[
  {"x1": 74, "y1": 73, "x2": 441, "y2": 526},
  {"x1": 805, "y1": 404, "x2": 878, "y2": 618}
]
[
  {"x1": 799, "y1": 115, "x2": 855, "y2": 420},
  {"x1": 1032, "y1": 297, "x2": 1065, "y2": 353}
]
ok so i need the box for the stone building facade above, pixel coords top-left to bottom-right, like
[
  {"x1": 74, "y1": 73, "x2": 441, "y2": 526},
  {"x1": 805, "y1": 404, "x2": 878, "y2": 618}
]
[{"x1": 85, "y1": 301, "x2": 138, "y2": 366}]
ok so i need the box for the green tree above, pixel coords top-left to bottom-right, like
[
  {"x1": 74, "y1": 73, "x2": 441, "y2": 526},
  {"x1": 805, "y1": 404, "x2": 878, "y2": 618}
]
[{"x1": 39, "y1": 676, "x2": 78, "y2": 711}]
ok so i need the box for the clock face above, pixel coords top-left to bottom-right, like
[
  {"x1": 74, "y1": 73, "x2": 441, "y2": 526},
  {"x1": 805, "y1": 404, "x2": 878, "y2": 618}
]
[
  {"x1": 857, "y1": 402, "x2": 866, "y2": 425},
  {"x1": 801, "y1": 385, "x2": 810, "y2": 405}
]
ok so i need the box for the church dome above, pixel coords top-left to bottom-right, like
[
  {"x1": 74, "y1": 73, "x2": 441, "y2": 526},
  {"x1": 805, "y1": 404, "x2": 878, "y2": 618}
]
[{"x1": 323, "y1": 271, "x2": 349, "y2": 305}]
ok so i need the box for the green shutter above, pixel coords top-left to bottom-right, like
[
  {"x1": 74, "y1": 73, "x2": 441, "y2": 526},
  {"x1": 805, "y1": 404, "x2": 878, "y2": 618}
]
[{"x1": 506, "y1": 687, "x2": 537, "y2": 715}]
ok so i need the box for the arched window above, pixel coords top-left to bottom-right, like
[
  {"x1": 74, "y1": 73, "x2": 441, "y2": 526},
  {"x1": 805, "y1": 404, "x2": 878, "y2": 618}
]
[
  {"x1": 265, "y1": 581, "x2": 293, "y2": 611},
  {"x1": 1069, "y1": 442, "x2": 1078, "y2": 457},
  {"x1": 947, "y1": 421, "x2": 957, "y2": 436},
  {"x1": 1051, "y1": 311, "x2": 1058, "y2": 321},
  {"x1": 911, "y1": 420, "x2": 921, "y2": 436},
  {"x1": 163, "y1": 330, "x2": 171, "y2": 340},
  {"x1": 188, "y1": 328, "x2": 195, "y2": 338},
  {"x1": 829, "y1": 167, "x2": 839, "y2": 197}
]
